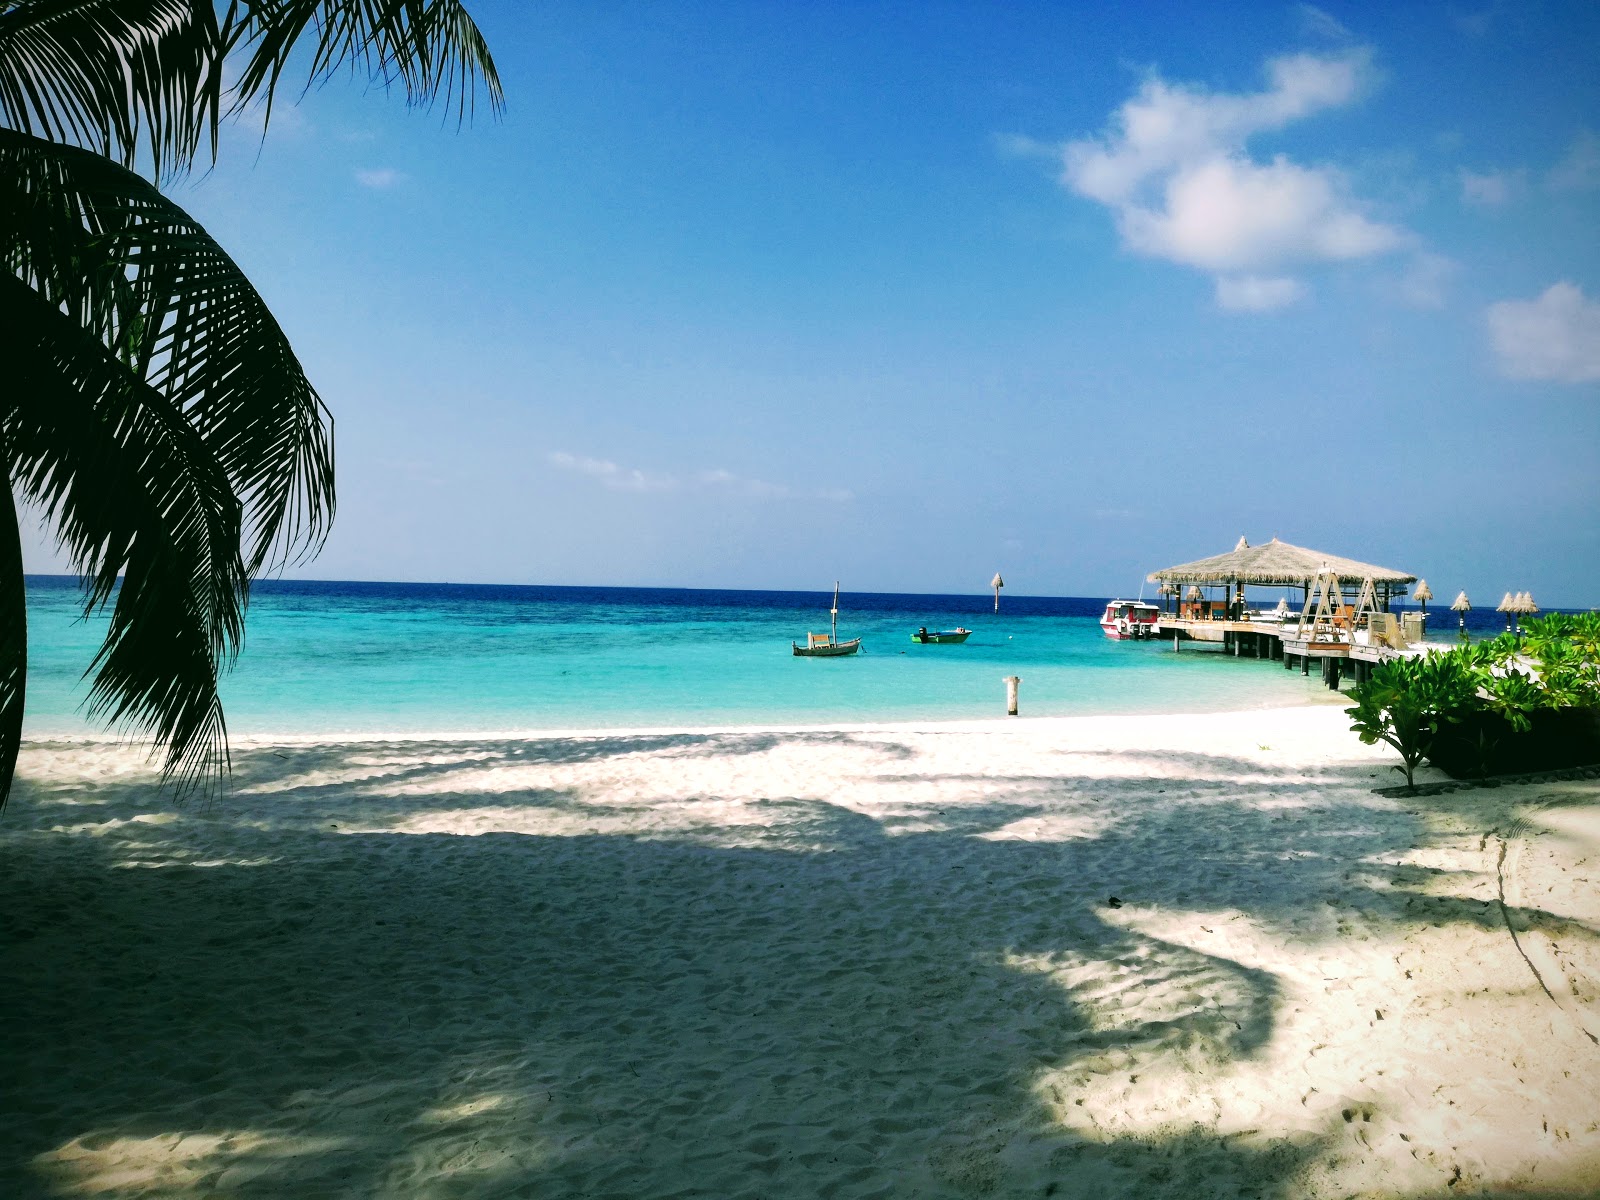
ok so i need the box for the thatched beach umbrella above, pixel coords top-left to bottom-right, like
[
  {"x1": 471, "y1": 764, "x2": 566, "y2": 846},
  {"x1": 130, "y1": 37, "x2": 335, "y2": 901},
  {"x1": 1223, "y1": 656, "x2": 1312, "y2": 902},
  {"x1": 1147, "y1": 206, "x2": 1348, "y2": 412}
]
[
  {"x1": 990, "y1": 573, "x2": 1004, "y2": 613},
  {"x1": 1516, "y1": 592, "x2": 1538, "y2": 635},
  {"x1": 1413, "y1": 578, "x2": 1432, "y2": 615},
  {"x1": 1498, "y1": 591, "x2": 1515, "y2": 633},
  {"x1": 1513, "y1": 591, "x2": 1530, "y2": 634},
  {"x1": 1451, "y1": 590, "x2": 1470, "y2": 638},
  {"x1": 1185, "y1": 585, "x2": 1203, "y2": 603}
]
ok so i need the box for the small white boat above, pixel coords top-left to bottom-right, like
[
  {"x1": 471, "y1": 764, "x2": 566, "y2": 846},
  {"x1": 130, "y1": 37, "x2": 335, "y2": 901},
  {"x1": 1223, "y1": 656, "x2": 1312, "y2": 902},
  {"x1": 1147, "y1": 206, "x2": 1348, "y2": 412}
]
[{"x1": 1100, "y1": 600, "x2": 1161, "y2": 640}]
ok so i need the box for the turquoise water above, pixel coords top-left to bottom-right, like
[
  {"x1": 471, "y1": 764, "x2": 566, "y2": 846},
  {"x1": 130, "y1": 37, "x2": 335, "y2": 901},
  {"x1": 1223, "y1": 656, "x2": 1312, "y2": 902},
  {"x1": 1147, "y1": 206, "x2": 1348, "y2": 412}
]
[{"x1": 22, "y1": 578, "x2": 1352, "y2": 736}]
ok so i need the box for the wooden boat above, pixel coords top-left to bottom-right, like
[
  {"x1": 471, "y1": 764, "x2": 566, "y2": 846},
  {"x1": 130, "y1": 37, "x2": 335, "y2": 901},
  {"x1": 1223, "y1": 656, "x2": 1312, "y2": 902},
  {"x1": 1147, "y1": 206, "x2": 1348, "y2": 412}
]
[
  {"x1": 911, "y1": 627, "x2": 971, "y2": 644},
  {"x1": 793, "y1": 582, "x2": 862, "y2": 657},
  {"x1": 793, "y1": 633, "x2": 863, "y2": 657}
]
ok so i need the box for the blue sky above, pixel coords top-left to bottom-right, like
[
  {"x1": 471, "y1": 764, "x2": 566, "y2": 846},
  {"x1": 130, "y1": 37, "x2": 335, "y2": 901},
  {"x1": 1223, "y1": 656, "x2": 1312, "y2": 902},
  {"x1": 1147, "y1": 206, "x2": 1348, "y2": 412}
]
[{"x1": 23, "y1": 1, "x2": 1600, "y2": 603}]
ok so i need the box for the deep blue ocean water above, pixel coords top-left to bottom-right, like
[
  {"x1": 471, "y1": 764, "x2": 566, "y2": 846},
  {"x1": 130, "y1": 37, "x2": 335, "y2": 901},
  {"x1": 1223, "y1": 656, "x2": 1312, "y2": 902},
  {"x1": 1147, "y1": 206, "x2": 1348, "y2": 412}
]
[{"x1": 19, "y1": 576, "x2": 1525, "y2": 737}]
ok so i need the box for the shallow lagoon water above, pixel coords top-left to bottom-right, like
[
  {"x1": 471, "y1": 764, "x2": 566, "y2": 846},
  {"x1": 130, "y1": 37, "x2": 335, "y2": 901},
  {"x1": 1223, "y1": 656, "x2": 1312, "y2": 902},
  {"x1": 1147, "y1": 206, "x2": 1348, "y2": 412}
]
[{"x1": 18, "y1": 577, "x2": 1488, "y2": 737}]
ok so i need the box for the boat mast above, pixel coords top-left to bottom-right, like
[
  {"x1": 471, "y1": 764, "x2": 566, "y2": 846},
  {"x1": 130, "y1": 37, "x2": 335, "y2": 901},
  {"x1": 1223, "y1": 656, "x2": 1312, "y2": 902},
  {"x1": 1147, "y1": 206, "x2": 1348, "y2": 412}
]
[{"x1": 831, "y1": 581, "x2": 840, "y2": 644}]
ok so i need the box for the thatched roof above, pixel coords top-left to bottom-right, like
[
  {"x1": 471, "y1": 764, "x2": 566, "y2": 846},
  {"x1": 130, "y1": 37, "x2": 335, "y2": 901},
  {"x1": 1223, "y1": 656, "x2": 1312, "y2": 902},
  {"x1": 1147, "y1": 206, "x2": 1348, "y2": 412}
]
[{"x1": 1147, "y1": 537, "x2": 1416, "y2": 587}]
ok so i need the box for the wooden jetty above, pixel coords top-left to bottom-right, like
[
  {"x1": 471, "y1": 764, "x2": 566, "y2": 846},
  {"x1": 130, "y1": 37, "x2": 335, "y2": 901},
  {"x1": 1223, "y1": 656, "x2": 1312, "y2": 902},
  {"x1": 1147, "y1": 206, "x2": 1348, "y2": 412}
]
[{"x1": 1145, "y1": 537, "x2": 1430, "y2": 690}]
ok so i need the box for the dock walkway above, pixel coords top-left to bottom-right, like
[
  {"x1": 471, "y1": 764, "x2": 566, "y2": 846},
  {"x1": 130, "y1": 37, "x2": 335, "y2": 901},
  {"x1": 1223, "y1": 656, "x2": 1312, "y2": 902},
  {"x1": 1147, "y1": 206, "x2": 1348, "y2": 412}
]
[{"x1": 1158, "y1": 616, "x2": 1448, "y2": 689}]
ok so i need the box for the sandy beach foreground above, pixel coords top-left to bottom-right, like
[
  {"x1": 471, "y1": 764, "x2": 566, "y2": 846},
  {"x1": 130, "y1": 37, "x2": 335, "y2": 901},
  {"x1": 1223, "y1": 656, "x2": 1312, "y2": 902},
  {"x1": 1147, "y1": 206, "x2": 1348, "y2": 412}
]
[{"x1": 2, "y1": 706, "x2": 1597, "y2": 1198}]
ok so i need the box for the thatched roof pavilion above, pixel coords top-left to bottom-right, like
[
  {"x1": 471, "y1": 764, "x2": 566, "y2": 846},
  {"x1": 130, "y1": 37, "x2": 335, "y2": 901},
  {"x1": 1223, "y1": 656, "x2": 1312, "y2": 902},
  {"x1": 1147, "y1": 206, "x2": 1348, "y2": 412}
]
[{"x1": 1148, "y1": 537, "x2": 1416, "y2": 591}]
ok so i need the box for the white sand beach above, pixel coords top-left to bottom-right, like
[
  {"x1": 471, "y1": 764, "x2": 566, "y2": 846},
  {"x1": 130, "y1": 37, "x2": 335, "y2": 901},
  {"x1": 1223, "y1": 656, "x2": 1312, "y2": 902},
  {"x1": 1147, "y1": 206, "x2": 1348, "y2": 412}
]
[{"x1": 2, "y1": 705, "x2": 1597, "y2": 1198}]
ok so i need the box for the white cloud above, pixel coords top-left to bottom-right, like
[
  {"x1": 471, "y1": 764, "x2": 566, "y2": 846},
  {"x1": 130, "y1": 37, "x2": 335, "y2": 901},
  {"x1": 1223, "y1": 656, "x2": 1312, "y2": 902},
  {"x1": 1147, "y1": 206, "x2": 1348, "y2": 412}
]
[
  {"x1": 992, "y1": 132, "x2": 1055, "y2": 160},
  {"x1": 697, "y1": 468, "x2": 851, "y2": 502},
  {"x1": 697, "y1": 468, "x2": 792, "y2": 498},
  {"x1": 1548, "y1": 131, "x2": 1600, "y2": 192},
  {"x1": 1215, "y1": 274, "x2": 1306, "y2": 312},
  {"x1": 354, "y1": 167, "x2": 405, "y2": 189},
  {"x1": 1298, "y1": 4, "x2": 1352, "y2": 41},
  {"x1": 1459, "y1": 168, "x2": 1520, "y2": 207},
  {"x1": 1388, "y1": 252, "x2": 1458, "y2": 309},
  {"x1": 548, "y1": 452, "x2": 676, "y2": 492},
  {"x1": 1063, "y1": 51, "x2": 1371, "y2": 205},
  {"x1": 1059, "y1": 50, "x2": 1405, "y2": 309},
  {"x1": 550, "y1": 453, "x2": 850, "y2": 501},
  {"x1": 1486, "y1": 283, "x2": 1600, "y2": 383},
  {"x1": 1118, "y1": 154, "x2": 1405, "y2": 271}
]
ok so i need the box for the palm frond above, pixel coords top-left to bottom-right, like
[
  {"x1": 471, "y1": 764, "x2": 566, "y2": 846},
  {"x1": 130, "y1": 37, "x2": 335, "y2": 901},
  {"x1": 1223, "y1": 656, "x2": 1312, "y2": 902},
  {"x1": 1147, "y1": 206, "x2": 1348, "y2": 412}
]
[
  {"x1": 226, "y1": 0, "x2": 503, "y2": 130},
  {"x1": 0, "y1": 0, "x2": 225, "y2": 177},
  {"x1": 0, "y1": 484, "x2": 26, "y2": 810},
  {"x1": 1, "y1": 127, "x2": 335, "y2": 572},
  {"x1": 4, "y1": 273, "x2": 244, "y2": 797}
]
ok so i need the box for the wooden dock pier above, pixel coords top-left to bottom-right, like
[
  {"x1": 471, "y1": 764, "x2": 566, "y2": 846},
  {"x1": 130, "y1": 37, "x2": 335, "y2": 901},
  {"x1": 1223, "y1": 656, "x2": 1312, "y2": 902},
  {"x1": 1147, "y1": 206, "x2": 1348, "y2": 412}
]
[
  {"x1": 1142, "y1": 536, "x2": 1432, "y2": 692},
  {"x1": 1158, "y1": 614, "x2": 1435, "y2": 690}
]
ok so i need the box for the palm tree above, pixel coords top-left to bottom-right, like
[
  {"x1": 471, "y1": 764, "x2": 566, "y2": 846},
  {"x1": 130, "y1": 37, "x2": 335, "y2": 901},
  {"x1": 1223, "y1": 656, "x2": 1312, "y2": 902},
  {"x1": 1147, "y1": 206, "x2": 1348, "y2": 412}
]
[{"x1": 0, "y1": 1, "x2": 501, "y2": 807}]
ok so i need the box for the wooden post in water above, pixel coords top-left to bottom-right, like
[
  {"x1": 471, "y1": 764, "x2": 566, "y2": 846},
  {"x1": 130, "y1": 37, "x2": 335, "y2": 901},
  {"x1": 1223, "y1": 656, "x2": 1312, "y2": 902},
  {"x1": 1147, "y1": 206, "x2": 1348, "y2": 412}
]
[{"x1": 1004, "y1": 675, "x2": 1020, "y2": 716}]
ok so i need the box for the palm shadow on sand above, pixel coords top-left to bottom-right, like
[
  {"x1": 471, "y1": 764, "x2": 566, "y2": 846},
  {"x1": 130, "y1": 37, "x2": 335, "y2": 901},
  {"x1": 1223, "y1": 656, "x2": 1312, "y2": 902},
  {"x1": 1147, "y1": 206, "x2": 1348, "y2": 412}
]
[{"x1": 2, "y1": 734, "x2": 1594, "y2": 1197}]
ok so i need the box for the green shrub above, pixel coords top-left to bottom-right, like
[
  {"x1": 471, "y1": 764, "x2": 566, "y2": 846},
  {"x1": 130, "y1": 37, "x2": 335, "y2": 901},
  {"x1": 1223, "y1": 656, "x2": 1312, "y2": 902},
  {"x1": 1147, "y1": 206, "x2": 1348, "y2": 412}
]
[
  {"x1": 1345, "y1": 612, "x2": 1599, "y2": 787},
  {"x1": 1345, "y1": 654, "x2": 1474, "y2": 790}
]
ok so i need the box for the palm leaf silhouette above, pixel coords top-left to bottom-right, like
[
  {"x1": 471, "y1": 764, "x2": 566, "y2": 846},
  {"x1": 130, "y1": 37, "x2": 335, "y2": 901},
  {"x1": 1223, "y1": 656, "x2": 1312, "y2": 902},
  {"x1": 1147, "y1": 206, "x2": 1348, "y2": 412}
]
[{"x1": 1, "y1": 0, "x2": 499, "y2": 806}]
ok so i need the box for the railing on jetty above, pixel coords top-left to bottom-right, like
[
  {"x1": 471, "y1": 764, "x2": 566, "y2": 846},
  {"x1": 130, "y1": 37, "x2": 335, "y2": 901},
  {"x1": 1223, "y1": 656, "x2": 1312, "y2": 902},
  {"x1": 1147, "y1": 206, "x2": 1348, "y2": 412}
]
[{"x1": 1157, "y1": 613, "x2": 1444, "y2": 690}]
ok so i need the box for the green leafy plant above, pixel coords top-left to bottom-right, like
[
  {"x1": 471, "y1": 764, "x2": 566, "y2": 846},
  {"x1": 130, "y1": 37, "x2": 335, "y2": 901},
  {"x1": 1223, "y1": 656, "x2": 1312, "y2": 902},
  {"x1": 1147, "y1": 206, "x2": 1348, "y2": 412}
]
[
  {"x1": 1345, "y1": 653, "x2": 1474, "y2": 790},
  {"x1": 1480, "y1": 669, "x2": 1544, "y2": 733},
  {"x1": 1349, "y1": 611, "x2": 1600, "y2": 783}
]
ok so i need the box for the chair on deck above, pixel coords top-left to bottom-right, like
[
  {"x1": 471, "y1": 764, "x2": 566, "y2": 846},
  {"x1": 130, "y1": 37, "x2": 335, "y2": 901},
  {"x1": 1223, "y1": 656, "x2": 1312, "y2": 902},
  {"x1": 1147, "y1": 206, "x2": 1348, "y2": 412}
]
[
  {"x1": 808, "y1": 632, "x2": 832, "y2": 648},
  {"x1": 1370, "y1": 613, "x2": 1407, "y2": 649}
]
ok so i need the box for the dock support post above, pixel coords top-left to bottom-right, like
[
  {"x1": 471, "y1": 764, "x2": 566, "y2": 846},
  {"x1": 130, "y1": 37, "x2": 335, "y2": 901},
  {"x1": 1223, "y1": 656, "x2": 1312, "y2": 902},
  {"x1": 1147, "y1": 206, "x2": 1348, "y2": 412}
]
[
  {"x1": 1301, "y1": 654, "x2": 1310, "y2": 676},
  {"x1": 1004, "y1": 675, "x2": 1020, "y2": 716},
  {"x1": 1327, "y1": 660, "x2": 1342, "y2": 691},
  {"x1": 1283, "y1": 652, "x2": 1293, "y2": 670},
  {"x1": 1172, "y1": 633, "x2": 1181, "y2": 653}
]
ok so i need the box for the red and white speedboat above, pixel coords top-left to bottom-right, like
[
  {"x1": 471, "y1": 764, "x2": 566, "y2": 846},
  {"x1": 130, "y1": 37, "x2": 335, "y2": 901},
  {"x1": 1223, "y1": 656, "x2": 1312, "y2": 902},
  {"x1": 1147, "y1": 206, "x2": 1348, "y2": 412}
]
[{"x1": 1100, "y1": 600, "x2": 1161, "y2": 640}]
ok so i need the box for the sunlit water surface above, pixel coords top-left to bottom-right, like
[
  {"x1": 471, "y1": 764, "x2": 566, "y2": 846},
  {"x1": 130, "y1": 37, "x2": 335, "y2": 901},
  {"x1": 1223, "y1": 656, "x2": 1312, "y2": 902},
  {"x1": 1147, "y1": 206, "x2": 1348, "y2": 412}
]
[{"x1": 19, "y1": 577, "x2": 1496, "y2": 737}]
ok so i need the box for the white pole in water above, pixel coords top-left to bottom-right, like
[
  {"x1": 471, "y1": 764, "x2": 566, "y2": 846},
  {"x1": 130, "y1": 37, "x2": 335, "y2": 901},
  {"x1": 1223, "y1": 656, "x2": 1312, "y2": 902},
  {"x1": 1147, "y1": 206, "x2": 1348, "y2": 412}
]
[
  {"x1": 1004, "y1": 675, "x2": 1021, "y2": 716},
  {"x1": 991, "y1": 572, "x2": 1004, "y2": 613}
]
